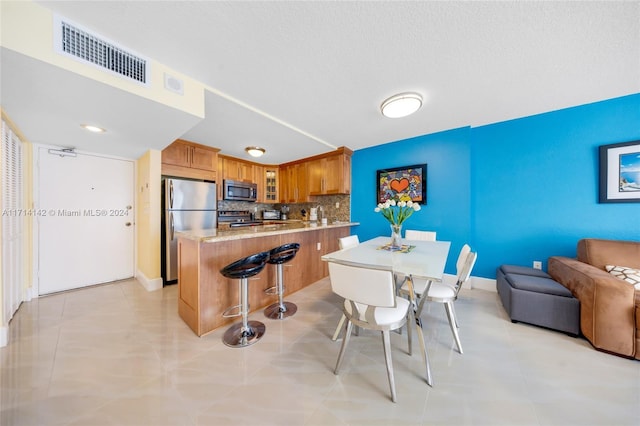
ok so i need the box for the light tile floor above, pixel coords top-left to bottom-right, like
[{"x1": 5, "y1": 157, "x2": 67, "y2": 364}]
[{"x1": 1, "y1": 277, "x2": 638, "y2": 426}]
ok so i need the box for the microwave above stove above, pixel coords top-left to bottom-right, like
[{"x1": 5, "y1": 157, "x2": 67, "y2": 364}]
[{"x1": 223, "y1": 179, "x2": 257, "y2": 202}]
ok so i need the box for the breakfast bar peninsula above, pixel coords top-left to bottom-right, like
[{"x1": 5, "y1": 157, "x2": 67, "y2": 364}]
[{"x1": 177, "y1": 221, "x2": 357, "y2": 336}]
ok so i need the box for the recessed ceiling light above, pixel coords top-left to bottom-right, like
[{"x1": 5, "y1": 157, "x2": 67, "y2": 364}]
[
  {"x1": 380, "y1": 92, "x2": 423, "y2": 118},
  {"x1": 245, "y1": 146, "x2": 266, "y2": 157},
  {"x1": 81, "y1": 124, "x2": 106, "y2": 133}
]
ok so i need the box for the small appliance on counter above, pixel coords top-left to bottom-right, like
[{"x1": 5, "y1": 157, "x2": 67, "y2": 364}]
[
  {"x1": 262, "y1": 209, "x2": 281, "y2": 220},
  {"x1": 280, "y1": 205, "x2": 290, "y2": 220},
  {"x1": 309, "y1": 207, "x2": 318, "y2": 222}
]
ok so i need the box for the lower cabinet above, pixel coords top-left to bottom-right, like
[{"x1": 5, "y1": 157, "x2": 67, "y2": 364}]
[{"x1": 177, "y1": 226, "x2": 349, "y2": 336}]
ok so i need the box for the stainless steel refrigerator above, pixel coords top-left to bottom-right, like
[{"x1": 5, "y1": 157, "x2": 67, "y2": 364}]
[{"x1": 162, "y1": 178, "x2": 217, "y2": 284}]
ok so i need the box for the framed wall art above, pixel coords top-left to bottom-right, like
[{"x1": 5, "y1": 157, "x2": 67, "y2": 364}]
[
  {"x1": 599, "y1": 140, "x2": 640, "y2": 203},
  {"x1": 376, "y1": 164, "x2": 427, "y2": 204}
]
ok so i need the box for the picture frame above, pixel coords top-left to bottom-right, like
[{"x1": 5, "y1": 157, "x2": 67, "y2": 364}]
[
  {"x1": 376, "y1": 164, "x2": 427, "y2": 205},
  {"x1": 599, "y1": 140, "x2": 640, "y2": 203}
]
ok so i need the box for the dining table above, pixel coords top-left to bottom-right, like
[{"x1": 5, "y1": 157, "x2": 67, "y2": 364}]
[{"x1": 321, "y1": 236, "x2": 451, "y2": 386}]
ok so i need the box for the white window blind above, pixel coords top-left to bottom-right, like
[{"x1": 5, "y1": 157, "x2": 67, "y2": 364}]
[{"x1": 2, "y1": 118, "x2": 24, "y2": 325}]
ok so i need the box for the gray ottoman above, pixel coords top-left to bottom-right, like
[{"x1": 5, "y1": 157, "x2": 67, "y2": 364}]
[{"x1": 497, "y1": 265, "x2": 580, "y2": 336}]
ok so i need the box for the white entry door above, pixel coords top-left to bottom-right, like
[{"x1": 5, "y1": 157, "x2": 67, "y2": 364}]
[{"x1": 37, "y1": 147, "x2": 135, "y2": 295}]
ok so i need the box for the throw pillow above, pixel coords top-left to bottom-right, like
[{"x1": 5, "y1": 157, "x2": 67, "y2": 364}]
[{"x1": 605, "y1": 265, "x2": 640, "y2": 290}]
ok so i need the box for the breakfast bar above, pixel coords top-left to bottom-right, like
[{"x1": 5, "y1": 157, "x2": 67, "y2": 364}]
[{"x1": 176, "y1": 221, "x2": 357, "y2": 336}]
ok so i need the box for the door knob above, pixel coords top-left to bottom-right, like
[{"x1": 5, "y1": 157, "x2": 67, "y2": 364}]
[{"x1": 125, "y1": 222, "x2": 132, "y2": 227}]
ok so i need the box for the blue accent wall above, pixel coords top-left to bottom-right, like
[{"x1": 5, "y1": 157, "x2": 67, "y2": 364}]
[
  {"x1": 351, "y1": 127, "x2": 472, "y2": 274},
  {"x1": 351, "y1": 94, "x2": 640, "y2": 279}
]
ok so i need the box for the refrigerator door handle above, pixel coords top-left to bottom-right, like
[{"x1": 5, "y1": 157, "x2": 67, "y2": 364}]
[
  {"x1": 169, "y1": 180, "x2": 174, "y2": 209},
  {"x1": 169, "y1": 211, "x2": 175, "y2": 240}
]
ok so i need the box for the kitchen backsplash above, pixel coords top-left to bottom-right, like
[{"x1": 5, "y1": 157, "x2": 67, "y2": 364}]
[{"x1": 218, "y1": 194, "x2": 351, "y2": 222}]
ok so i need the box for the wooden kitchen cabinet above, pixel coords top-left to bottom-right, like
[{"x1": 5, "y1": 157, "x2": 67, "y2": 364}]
[
  {"x1": 280, "y1": 162, "x2": 308, "y2": 203},
  {"x1": 220, "y1": 156, "x2": 254, "y2": 182},
  {"x1": 307, "y1": 148, "x2": 352, "y2": 195},
  {"x1": 161, "y1": 139, "x2": 219, "y2": 181},
  {"x1": 256, "y1": 166, "x2": 278, "y2": 203},
  {"x1": 254, "y1": 164, "x2": 265, "y2": 202},
  {"x1": 283, "y1": 147, "x2": 352, "y2": 200},
  {"x1": 190, "y1": 145, "x2": 218, "y2": 171},
  {"x1": 282, "y1": 231, "x2": 322, "y2": 292},
  {"x1": 279, "y1": 164, "x2": 292, "y2": 203},
  {"x1": 320, "y1": 227, "x2": 348, "y2": 276}
]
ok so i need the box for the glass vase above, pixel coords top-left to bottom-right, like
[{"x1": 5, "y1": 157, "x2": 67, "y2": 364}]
[{"x1": 389, "y1": 224, "x2": 403, "y2": 250}]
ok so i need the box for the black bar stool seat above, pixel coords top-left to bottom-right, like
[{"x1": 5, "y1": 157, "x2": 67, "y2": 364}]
[
  {"x1": 220, "y1": 251, "x2": 270, "y2": 347},
  {"x1": 264, "y1": 243, "x2": 300, "y2": 320}
]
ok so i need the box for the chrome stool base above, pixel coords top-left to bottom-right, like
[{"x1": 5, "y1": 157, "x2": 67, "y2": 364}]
[
  {"x1": 264, "y1": 301, "x2": 298, "y2": 320},
  {"x1": 220, "y1": 251, "x2": 270, "y2": 349},
  {"x1": 223, "y1": 320, "x2": 266, "y2": 348}
]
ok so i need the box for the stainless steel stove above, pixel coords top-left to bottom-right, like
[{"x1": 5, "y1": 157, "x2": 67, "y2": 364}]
[
  {"x1": 218, "y1": 210, "x2": 263, "y2": 227},
  {"x1": 218, "y1": 210, "x2": 251, "y2": 222}
]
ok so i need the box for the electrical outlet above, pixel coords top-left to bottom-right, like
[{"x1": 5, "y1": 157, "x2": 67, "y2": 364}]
[
  {"x1": 335, "y1": 202, "x2": 340, "y2": 208},
  {"x1": 316, "y1": 242, "x2": 321, "y2": 251},
  {"x1": 533, "y1": 261, "x2": 542, "y2": 270}
]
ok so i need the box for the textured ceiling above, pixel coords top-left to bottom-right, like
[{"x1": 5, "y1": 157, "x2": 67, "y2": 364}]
[{"x1": 2, "y1": 1, "x2": 639, "y2": 163}]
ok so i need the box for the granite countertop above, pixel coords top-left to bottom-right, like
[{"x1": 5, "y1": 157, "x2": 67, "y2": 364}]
[{"x1": 178, "y1": 221, "x2": 359, "y2": 243}]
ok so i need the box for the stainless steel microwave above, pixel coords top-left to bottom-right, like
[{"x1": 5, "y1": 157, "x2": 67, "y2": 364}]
[{"x1": 223, "y1": 179, "x2": 257, "y2": 202}]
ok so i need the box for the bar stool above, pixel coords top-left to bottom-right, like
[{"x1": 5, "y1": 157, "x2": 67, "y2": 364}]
[
  {"x1": 220, "y1": 251, "x2": 270, "y2": 348},
  {"x1": 264, "y1": 243, "x2": 300, "y2": 320}
]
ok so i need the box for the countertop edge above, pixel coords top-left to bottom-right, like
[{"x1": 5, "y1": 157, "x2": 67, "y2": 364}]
[{"x1": 178, "y1": 222, "x2": 360, "y2": 243}]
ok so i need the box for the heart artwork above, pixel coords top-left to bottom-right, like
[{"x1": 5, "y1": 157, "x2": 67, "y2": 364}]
[{"x1": 389, "y1": 178, "x2": 410, "y2": 193}]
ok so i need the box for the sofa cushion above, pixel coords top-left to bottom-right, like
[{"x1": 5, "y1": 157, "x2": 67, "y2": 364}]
[
  {"x1": 504, "y1": 273, "x2": 574, "y2": 297},
  {"x1": 577, "y1": 239, "x2": 640, "y2": 270},
  {"x1": 606, "y1": 265, "x2": 640, "y2": 289}
]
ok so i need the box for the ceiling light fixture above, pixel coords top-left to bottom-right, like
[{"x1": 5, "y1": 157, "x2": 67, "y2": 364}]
[
  {"x1": 380, "y1": 92, "x2": 423, "y2": 118},
  {"x1": 245, "y1": 146, "x2": 266, "y2": 157},
  {"x1": 81, "y1": 124, "x2": 106, "y2": 133}
]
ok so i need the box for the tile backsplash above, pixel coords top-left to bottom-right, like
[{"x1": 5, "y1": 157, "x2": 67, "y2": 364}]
[{"x1": 218, "y1": 194, "x2": 351, "y2": 222}]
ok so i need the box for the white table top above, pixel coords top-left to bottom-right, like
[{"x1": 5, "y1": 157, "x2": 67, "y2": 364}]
[{"x1": 321, "y1": 236, "x2": 451, "y2": 282}]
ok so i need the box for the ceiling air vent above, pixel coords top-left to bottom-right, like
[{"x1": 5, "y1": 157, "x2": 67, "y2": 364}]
[{"x1": 54, "y1": 15, "x2": 149, "y2": 85}]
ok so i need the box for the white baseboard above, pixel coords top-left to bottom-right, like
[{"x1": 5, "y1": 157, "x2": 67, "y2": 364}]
[
  {"x1": 444, "y1": 273, "x2": 495, "y2": 292},
  {"x1": 24, "y1": 286, "x2": 35, "y2": 301},
  {"x1": 469, "y1": 276, "x2": 496, "y2": 292},
  {"x1": 0, "y1": 326, "x2": 7, "y2": 348},
  {"x1": 136, "y1": 269, "x2": 163, "y2": 292}
]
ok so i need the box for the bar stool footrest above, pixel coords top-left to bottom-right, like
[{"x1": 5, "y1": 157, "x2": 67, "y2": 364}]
[
  {"x1": 264, "y1": 286, "x2": 278, "y2": 295},
  {"x1": 222, "y1": 304, "x2": 244, "y2": 318}
]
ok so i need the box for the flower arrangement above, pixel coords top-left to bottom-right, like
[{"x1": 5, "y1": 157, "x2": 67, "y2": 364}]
[{"x1": 374, "y1": 199, "x2": 421, "y2": 226}]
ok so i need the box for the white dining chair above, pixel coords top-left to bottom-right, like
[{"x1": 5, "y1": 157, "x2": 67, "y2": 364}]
[
  {"x1": 338, "y1": 235, "x2": 360, "y2": 249},
  {"x1": 329, "y1": 261, "x2": 428, "y2": 402},
  {"x1": 331, "y1": 235, "x2": 361, "y2": 341},
  {"x1": 395, "y1": 230, "x2": 436, "y2": 290},
  {"x1": 400, "y1": 245, "x2": 476, "y2": 354},
  {"x1": 404, "y1": 229, "x2": 437, "y2": 241}
]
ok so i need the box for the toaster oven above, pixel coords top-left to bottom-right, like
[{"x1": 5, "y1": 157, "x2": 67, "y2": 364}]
[{"x1": 262, "y1": 210, "x2": 281, "y2": 220}]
